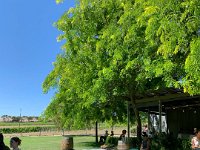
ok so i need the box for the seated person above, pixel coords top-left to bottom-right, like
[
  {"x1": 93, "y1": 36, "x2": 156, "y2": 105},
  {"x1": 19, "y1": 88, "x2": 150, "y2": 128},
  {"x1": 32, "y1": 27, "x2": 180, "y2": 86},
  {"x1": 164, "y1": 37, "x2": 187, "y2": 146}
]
[
  {"x1": 99, "y1": 130, "x2": 109, "y2": 143},
  {"x1": 119, "y1": 129, "x2": 126, "y2": 140},
  {"x1": 191, "y1": 129, "x2": 200, "y2": 150},
  {"x1": 110, "y1": 130, "x2": 114, "y2": 136},
  {"x1": 140, "y1": 132, "x2": 150, "y2": 150}
]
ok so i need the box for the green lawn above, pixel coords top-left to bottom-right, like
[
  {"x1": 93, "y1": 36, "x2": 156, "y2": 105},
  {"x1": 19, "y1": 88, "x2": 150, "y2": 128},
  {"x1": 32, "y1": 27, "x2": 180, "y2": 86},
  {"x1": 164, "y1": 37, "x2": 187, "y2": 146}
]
[{"x1": 4, "y1": 135, "x2": 100, "y2": 150}]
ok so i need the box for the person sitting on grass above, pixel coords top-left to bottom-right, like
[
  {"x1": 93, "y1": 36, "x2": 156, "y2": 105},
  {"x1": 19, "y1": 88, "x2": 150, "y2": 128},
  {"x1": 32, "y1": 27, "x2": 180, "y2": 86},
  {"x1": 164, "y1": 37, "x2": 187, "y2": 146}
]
[
  {"x1": 0, "y1": 133, "x2": 10, "y2": 150},
  {"x1": 10, "y1": 137, "x2": 21, "y2": 150}
]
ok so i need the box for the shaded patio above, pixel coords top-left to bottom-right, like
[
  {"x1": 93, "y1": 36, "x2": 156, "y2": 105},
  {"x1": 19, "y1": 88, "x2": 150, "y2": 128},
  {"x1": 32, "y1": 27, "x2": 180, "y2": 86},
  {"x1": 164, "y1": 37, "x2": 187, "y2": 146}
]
[{"x1": 134, "y1": 88, "x2": 200, "y2": 137}]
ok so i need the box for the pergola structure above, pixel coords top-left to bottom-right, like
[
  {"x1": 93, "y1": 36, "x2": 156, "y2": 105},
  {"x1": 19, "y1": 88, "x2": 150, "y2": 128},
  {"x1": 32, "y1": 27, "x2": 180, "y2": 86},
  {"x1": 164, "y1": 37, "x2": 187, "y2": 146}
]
[{"x1": 134, "y1": 88, "x2": 200, "y2": 137}]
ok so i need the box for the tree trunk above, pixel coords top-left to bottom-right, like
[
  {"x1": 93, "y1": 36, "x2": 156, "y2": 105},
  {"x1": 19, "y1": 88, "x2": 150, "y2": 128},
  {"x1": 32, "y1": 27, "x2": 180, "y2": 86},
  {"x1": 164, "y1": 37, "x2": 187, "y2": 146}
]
[
  {"x1": 95, "y1": 121, "x2": 98, "y2": 143},
  {"x1": 130, "y1": 95, "x2": 142, "y2": 144}
]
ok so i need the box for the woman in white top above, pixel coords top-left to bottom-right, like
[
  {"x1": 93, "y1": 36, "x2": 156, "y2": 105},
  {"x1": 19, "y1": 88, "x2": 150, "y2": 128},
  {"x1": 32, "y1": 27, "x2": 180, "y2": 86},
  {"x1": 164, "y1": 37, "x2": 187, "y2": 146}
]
[
  {"x1": 10, "y1": 137, "x2": 21, "y2": 150},
  {"x1": 191, "y1": 129, "x2": 200, "y2": 150}
]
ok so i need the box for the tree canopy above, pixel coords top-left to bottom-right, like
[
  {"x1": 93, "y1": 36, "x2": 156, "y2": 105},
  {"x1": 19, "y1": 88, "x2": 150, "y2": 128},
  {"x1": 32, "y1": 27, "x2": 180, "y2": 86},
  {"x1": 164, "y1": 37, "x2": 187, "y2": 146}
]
[{"x1": 43, "y1": 0, "x2": 200, "y2": 129}]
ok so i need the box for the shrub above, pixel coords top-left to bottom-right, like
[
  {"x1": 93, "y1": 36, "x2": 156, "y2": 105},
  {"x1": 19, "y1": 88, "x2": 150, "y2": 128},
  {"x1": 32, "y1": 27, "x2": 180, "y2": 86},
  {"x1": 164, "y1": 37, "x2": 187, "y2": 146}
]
[
  {"x1": 105, "y1": 136, "x2": 119, "y2": 146},
  {"x1": 105, "y1": 136, "x2": 139, "y2": 148},
  {"x1": 0, "y1": 126, "x2": 56, "y2": 134},
  {"x1": 150, "y1": 133, "x2": 192, "y2": 150}
]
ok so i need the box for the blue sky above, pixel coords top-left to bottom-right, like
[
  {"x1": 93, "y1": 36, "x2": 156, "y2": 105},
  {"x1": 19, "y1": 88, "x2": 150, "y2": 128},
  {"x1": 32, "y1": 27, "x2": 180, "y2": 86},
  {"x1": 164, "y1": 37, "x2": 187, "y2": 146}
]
[{"x1": 0, "y1": 0, "x2": 75, "y2": 116}]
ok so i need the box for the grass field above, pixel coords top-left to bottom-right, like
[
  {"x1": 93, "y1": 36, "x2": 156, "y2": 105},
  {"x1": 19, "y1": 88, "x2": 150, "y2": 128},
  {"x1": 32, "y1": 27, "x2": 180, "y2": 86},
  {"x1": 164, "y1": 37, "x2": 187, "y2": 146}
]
[
  {"x1": 0, "y1": 121, "x2": 129, "y2": 149},
  {"x1": 4, "y1": 135, "x2": 99, "y2": 150}
]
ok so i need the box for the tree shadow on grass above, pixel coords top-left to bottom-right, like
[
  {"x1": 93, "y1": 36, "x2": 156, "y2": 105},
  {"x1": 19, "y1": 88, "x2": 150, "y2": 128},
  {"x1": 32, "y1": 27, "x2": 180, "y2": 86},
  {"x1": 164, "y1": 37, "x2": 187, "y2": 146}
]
[{"x1": 78, "y1": 141, "x2": 100, "y2": 148}]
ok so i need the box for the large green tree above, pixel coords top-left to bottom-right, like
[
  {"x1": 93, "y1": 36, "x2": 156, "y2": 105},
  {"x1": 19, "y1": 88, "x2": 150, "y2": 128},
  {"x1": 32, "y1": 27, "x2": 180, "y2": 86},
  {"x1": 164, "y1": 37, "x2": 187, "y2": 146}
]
[{"x1": 43, "y1": 0, "x2": 200, "y2": 140}]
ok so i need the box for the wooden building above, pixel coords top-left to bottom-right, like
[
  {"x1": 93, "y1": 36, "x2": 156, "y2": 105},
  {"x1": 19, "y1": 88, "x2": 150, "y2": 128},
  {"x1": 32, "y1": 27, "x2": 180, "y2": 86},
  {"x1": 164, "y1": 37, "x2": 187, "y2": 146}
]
[{"x1": 135, "y1": 88, "x2": 200, "y2": 137}]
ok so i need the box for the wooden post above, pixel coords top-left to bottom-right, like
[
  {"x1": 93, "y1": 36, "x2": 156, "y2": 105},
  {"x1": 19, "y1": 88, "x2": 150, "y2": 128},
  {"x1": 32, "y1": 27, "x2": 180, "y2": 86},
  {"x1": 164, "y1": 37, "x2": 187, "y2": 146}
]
[
  {"x1": 61, "y1": 136, "x2": 73, "y2": 150},
  {"x1": 159, "y1": 100, "x2": 162, "y2": 134},
  {"x1": 148, "y1": 109, "x2": 151, "y2": 132},
  {"x1": 127, "y1": 101, "x2": 130, "y2": 138},
  {"x1": 95, "y1": 121, "x2": 98, "y2": 143},
  {"x1": 166, "y1": 110, "x2": 169, "y2": 134}
]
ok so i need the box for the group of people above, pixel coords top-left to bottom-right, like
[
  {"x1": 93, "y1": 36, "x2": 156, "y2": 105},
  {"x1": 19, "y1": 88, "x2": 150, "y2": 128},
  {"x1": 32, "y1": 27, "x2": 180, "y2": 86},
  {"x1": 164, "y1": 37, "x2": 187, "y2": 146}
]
[
  {"x1": 119, "y1": 128, "x2": 150, "y2": 150},
  {"x1": 0, "y1": 133, "x2": 21, "y2": 150},
  {"x1": 140, "y1": 125, "x2": 200, "y2": 150},
  {"x1": 99, "y1": 130, "x2": 114, "y2": 143},
  {"x1": 99, "y1": 128, "x2": 151, "y2": 149},
  {"x1": 99, "y1": 126, "x2": 200, "y2": 150}
]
